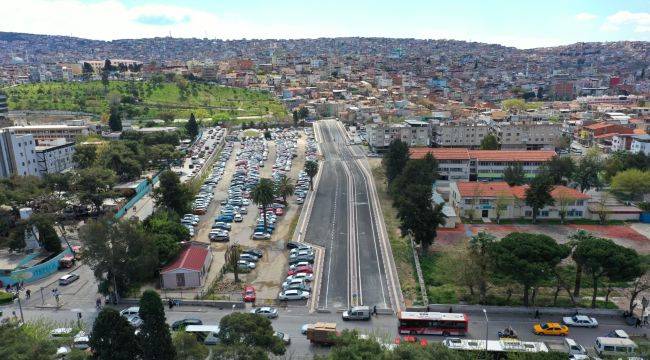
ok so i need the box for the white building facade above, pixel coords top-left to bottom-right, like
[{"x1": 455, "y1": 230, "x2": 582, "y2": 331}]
[{"x1": 0, "y1": 130, "x2": 39, "y2": 178}]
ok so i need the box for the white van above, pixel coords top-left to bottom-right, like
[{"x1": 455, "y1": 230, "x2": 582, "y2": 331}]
[
  {"x1": 594, "y1": 337, "x2": 638, "y2": 357},
  {"x1": 185, "y1": 325, "x2": 220, "y2": 345},
  {"x1": 342, "y1": 306, "x2": 371, "y2": 321},
  {"x1": 563, "y1": 338, "x2": 586, "y2": 355}
]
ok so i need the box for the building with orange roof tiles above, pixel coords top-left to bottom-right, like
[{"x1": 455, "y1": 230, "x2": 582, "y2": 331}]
[{"x1": 449, "y1": 181, "x2": 590, "y2": 221}]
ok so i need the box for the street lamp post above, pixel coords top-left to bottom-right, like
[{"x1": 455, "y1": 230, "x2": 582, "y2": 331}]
[{"x1": 483, "y1": 309, "x2": 488, "y2": 353}]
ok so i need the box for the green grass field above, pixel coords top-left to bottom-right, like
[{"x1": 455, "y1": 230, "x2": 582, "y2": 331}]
[{"x1": 2, "y1": 80, "x2": 287, "y2": 120}]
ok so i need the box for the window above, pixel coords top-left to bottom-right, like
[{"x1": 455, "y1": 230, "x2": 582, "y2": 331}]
[
  {"x1": 464, "y1": 199, "x2": 472, "y2": 205},
  {"x1": 541, "y1": 211, "x2": 549, "y2": 217},
  {"x1": 479, "y1": 199, "x2": 490, "y2": 205},
  {"x1": 525, "y1": 210, "x2": 532, "y2": 217},
  {"x1": 576, "y1": 200, "x2": 584, "y2": 206},
  {"x1": 176, "y1": 273, "x2": 186, "y2": 287}
]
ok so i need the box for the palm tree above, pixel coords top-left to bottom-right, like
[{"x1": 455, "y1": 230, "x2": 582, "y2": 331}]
[
  {"x1": 251, "y1": 178, "x2": 275, "y2": 233},
  {"x1": 224, "y1": 244, "x2": 241, "y2": 282},
  {"x1": 275, "y1": 175, "x2": 294, "y2": 204},
  {"x1": 304, "y1": 160, "x2": 319, "y2": 190}
]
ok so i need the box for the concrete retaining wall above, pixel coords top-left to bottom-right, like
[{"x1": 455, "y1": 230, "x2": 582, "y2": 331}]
[{"x1": 121, "y1": 297, "x2": 245, "y2": 310}]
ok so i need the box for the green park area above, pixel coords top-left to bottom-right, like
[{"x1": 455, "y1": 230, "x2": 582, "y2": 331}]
[{"x1": 2, "y1": 79, "x2": 287, "y2": 121}]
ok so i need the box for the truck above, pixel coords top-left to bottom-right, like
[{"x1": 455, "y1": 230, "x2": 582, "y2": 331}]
[{"x1": 306, "y1": 322, "x2": 339, "y2": 345}]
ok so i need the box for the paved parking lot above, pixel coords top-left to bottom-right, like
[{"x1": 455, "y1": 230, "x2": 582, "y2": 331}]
[{"x1": 186, "y1": 129, "x2": 313, "y2": 301}]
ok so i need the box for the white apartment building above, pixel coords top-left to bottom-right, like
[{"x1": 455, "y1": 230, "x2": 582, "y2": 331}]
[
  {"x1": 366, "y1": 119, "x2": 430, "y2": 151},
  {"x1": 631, "y1": 135, "x2": 650, "y2": 155},
  {"x1": 432, "y1": 121, "x2": 490, "y2": 148},
  {"x1": 492, "y1": 120, "x2": 563, "y2": 150},
  {"x1": 4, "y1": 124, "x2": 90, "y2": 142},
  {"x1": 0, "y1": 130, "x2": 39, "y2": 178},
  {"x1": 35, "y1": 139, "x2": 76, "y2": 176},
  {"x1": 410, "y1": 148, "x2": 555, "y2": 181}
]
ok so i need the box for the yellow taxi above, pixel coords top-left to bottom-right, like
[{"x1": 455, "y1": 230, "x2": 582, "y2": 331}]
[{"x1": 533, "y1": 322, "x2": 569, "y2": 336}]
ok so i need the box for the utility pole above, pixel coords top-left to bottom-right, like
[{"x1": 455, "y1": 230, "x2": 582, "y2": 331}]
[{"x1": 483, "y1": 309, "x2": 489, "y2": 353}]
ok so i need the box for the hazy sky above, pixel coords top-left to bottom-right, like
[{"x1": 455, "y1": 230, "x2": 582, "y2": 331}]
[{"x1": 2, "y1": 0, "x2": 649, "y2": 48}]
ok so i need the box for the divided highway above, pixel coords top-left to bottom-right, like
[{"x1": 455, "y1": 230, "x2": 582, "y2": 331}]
[{"x1": 305, "y1": 120, "x2": 398, "y2": 311}]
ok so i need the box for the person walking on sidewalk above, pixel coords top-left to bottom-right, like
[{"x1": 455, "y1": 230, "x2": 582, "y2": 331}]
[{"x1": 25, "y1": 289, "x2": 31, "y2": 300}]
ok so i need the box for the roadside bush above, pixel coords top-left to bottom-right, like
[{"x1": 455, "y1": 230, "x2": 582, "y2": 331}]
[
  {"x1": 0, "y1": 291, "x2": 15, "y2": 304},
  {"x1": 427, "y1": 284, "x2": 458, "y2": 304}
]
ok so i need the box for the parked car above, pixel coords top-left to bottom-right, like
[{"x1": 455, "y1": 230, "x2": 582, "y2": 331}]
[
  {"x1": 240, "y1": 253, "x2": 260, "y2": 262},
  {"x1": 242, "y1": 249, "x2": 263, "y2": 258},
  {"x1": 171, "y1": 318, "x2": 203, "y2": 331},
  {"x1": 234, "y1": 214, "x2": 243, "y2": 222},
  {"x1": 242, "y1": 285, "x2": 256, "y2": 302},
  {"x1": 238, "y1": 260, "x2": 256, "y2": 270},
  {"x1": 278, "y1": 289, "x2": 310, "y2": 301},
  {"x1": 562, "y1": 315, "x2": 598, "y2": 328},
  {"x1": 274, "y1": 331, "x2": 291, "y2": 345},
  {"x1": 250, "y1": 307, "x2": 278, "y2": 319},
  {"x1": 287, "y1": 265, "x2": 313, "y2": 276},
  {"x1": 533, "y1": 322, "x2": 569, "y2": 336},
  {"x1": 285, "y1": 273, "x2": 313, "y2": 283},
  {"x1": 120, "y1": 307, "x2": 140, "y2": 317},
  {"x1": 59, "y1": 273, "x2": 80, "y2": 286},
  {"x1": 126, "y1": 315, "x2": 143, "y2": 328},
  {"x1": 252, "y1": 232, "x2": 271, "y2": 240}
]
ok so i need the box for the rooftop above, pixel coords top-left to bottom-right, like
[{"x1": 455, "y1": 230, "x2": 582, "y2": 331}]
[{"x1": 161, "y1": 243, "x2": 209, "y2": 273}]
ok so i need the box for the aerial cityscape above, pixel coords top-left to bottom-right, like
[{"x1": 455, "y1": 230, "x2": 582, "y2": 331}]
[{"x1": 0, "y1": 1, "x2": 649, "y2": 359}]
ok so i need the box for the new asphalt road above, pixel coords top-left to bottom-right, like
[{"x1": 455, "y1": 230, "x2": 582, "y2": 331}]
[{"x1": 305, "y1": 120, "x2": 392, "y2": 311}]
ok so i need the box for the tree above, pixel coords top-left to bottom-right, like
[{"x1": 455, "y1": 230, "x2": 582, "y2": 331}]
[
  {"x1": 304, "y1": 160, "x2": 319, "y2": 190},
  {"x1": 382, "y1": 139, "x2": 410, "y2": 184},
  {"x1": 611, "y1": 169, "x2": 650, "y2": 201},
  {"x1": 139, "y1": 290, "x2": 176, "y2": 360},
  {"x1": 502, "y1": 98, "x2": 526, "y2": 112},
  {"x1": 33, "y1": 216, "x2": 62, "y2": 253},
  {"x1": 172, "y1": 332, "x2": 208, "y2": 360},
  {"x1": 544, "y1": 155, "x2": 575, "y2": 185},
  {"x1": 108, "y1": 104, "x2": 123, "y2": 132},
  {"x1": 292, "y1": 110, "x2": 299, "y2": 127},
  {"x1": 573, "y1": 156, "x2": 602, "y2": 192},
  {"x1": 217, "y1": 312, "x2": 285, "y2": 357},
  {"x1": 479, "y1": 133, "x2": 500, "y2": 150},
  {"x1": 143, "y1": 210, "x2": 190, "y2": 242},
  {"x1": 73, "y1": 167, "x2": 117, "y2": 213},
  {"x1": 251, "y1": 178, "x2": 275, "y2": 233},
  {"x1": 524, "y1": 175, "x2": 554, "y2": 223},
  {"x1": 80, "y1": 218, "x2": 158, "y2": 296},
  {"x1": 555, "y1": 192, "x2": 576, "y2": 225},
  {"x1": 624, "y1": 257, "x2": 650, "y2": 315},
  {"x1": 392, "y1": 154, "x2": 443, "y2": 254},
  {"x1": 489, "y1": 233, "x2": 569, "y2": 306},
  {"x1": 573, "y1": 236, "x2": 643, "y2": 308},
  {"x1": 274, "y1": 175, "x2": 294, "y2": 204},
  {"x1": 152, "y1": 233, "x2": 181, "y2": 266},
  {"x1": 494, "y1": 192, "x2": 510, "y2": 224},
  {"x1": 98, "y1": 141, "x2": 144, "y2": 182},
  {"x1": 503, "y1": 163, "x2": 526, "y2": 186},
  {"x1": 225, "y1": 244, "x2": 242, "y2": 282},
  {"x1": 298, "y1": 106, "x2": 309, "y2": 119},
  {"x1": 72, "y1": 144, "x2": 97, "y2": 168},
  {"x1": 82, "y1": 62, "x2": 94, "y2": 81},
  {"x1": 0, "y1": 323, "x2": 57, "y2": 360},
  {"x1": 186, "y1": 113, "x2": 199, "y2": 140},
  {"x1": 469, "y1": 231, "x2": 497, "y2": 304},
  {"x1": 568, "y1": 230, "x2": 594, "y2": 298},
  {"x1": 101, "y1": 59, "x2": 111, "y2": 91},
  {"x1": 90, "y1": 308, "x2": 141, "y2": 360},
  {"x1": 153, "y1": 170, "x2": 192, "y2": 215}
]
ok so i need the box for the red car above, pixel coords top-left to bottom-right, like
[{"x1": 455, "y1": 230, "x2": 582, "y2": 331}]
[
  {"x1": 287, "y1": 265, "x2": 313, "y2": 276},
  {"x1": 275, "y1": 208, "x2": 284, "y2": 216},
  {"x1": 242, "y1": 285, "x2": 256, "y2": 302}
]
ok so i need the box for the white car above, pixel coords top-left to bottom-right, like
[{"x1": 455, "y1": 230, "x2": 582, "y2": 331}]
[
  {"x1": 50, "y1": 328, "x2": 74, "y2": 337},
  {"x1": 289, "y1": 261, "x2": 311, "y2": 270},
  {"x1": 285, "y1": 273, "x2": 313, "y2": 283},
  {"x1": 250, "y1": 307, "x2": 278, "y2": 319},
  {"x1": 278, "y1": 289, "x2": 310, "y2": 301},
  {"x1": 562, "y1": 315, "x2": 598, "y2": 328},
  {"x1": 237, "y1": 260, "x2": 256, "y2": 270},
  {"x1": 127, "y1": 315, "x2": 143, "y2": 328},
  {"x1": 252, "y1": 232, "x2": 271, "y2": 240},
  {"x1": 234, "y1": 213, "x2": 243, "y2": 222},
  {"x1": 120, "y1": 307, "x2": 140, "y2": 317}
]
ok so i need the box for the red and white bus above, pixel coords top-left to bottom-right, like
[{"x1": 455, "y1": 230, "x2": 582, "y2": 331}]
[{"x1": 398, "y1": 311, "x2": 469, "y2": 336}]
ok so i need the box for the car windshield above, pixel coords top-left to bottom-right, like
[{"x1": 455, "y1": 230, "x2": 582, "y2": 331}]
[{"x1": 541, "y1": 324, "x2": 549, "y2": 329}]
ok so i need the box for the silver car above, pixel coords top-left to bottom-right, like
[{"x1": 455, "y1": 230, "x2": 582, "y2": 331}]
[{"x1": 250, "y1": 307, "x2": 278, "y2": 319}]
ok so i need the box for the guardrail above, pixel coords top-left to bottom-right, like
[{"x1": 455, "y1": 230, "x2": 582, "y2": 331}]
[{"x1": 408, "y1": 304, "x2": 624, "y2": 317}]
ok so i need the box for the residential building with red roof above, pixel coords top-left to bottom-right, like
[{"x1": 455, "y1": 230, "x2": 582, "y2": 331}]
[
  {"x1": 160, "y1": 242, "x2": 212, "y2": 289},
  {"x1": 449, "y1": 181, "x2": 590, "y2": 221},
  {"x1": 410, "y1": 148, "x2": 555, "y2": 181}
]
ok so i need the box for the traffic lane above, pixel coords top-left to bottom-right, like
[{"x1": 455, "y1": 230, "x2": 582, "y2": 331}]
[
  {"x1": 350, "y1": 165, "x2": 390, "y2": 310},
  {"x1": 21, "y1": 264, "x2": 98, "y2": 309},
  {"x1": 466, "y1": 311, "x2": 642, "y2": 346}
]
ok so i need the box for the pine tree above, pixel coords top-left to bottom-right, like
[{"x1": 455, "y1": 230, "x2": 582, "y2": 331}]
[
  {"x1": 139, "y1": 290, "x2": 176, "y2": 360},
  {"x1": 108, "y1": 105, "x2": 122, "y2": 132},
  {"x1": 90, "y1": 308, "x2": 141, "y2": 360},
  {"x1": 186, "y1": 113, "x2": 199, "y2": 139}
]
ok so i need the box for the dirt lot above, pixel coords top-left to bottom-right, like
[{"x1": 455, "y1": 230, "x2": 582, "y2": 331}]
[
  {"x1": 428, "y1": 223, "x2": 650, "y2": 254},
  {"x1": 196, "y1": 134, "x2": 308, "y2": 302}
]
